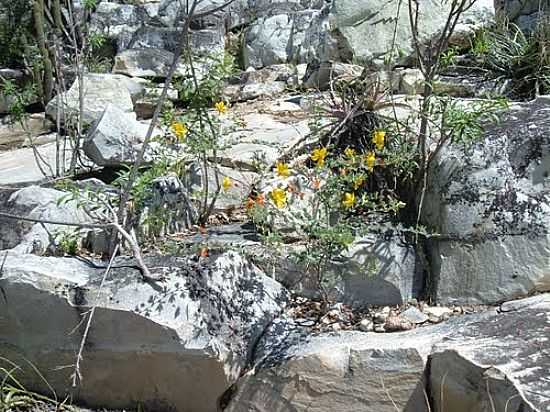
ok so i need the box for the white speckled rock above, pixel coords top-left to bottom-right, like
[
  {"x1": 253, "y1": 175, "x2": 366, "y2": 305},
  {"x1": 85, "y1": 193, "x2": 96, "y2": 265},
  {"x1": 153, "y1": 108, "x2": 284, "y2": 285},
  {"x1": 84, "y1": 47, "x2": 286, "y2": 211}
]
[
  {"x1": 424, "y1": 96, "x2": 550, "y2": 304},
  {"x1": 0, "y1": 252, "x2": 288, "y2": 412},
  {"x1": 45, "y1": 74, "x2": 143, "y2": 125},
  {"x1": 227, "y1": 294, "x2": 550, "y2": 412}
]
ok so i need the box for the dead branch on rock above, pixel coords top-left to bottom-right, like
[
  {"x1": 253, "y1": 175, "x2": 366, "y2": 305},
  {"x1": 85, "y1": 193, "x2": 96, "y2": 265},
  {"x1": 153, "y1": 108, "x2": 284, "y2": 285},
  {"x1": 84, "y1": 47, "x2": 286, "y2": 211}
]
[
  {"x1": 71, "y1": 244, "x2": 119, "y2": 387},
  {"x1": 0, "y1": 211, "x2": 160, "y2": 282}
]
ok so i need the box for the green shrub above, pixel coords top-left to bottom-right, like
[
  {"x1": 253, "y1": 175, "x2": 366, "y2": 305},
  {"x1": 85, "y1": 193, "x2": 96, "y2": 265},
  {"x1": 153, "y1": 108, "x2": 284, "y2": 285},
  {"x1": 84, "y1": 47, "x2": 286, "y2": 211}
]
[
  {"x1": 476, "y1": 19, "x2": 550, "y2": 98},
  {"x1": 0, "y1": 0, "x2": 32, "y2": 67}
]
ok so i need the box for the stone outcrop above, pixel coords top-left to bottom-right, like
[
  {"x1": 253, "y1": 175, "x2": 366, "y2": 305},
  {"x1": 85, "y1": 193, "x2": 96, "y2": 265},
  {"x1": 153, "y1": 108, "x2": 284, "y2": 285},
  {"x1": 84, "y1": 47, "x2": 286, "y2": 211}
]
[
  {"x1": 423, "y1": 96, "x2": 550, "y2": 304},
  {"x1": 242, "y1": 0, "x2": 494, "y2": 69},
  {"x1": 0, "y1": 252, "x2": 288, "y2": 412},
  {"x1": 83, "y1": 104, "x2": 151, "y2": 167},
  {"x1": 226, "y1": 294, "x2": 550, "y2": 412},
  {"x1": 45, "y1": 74, "x2": 143, "y2": 125},
  {"x1": 0, "y1": 186, "x2": 89, "y2": 254}
]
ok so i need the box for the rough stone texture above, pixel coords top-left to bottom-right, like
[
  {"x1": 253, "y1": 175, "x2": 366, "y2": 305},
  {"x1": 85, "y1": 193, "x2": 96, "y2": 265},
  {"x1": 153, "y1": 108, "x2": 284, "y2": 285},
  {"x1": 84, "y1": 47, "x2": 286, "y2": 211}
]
[
  {"x1": 430, "y1": 294, "x2": 550, "y2": 412},
  {"x1": 45, "y1": 74, "x2": 143, "y2": 125},
  {"x1": 0, "y1": 252, "x2": 288, "y2": 412},
  {"x1": 118, "y1": 27, "x2": 225, "y2": 55},
  {"x1": 227, "y1": 294, "x2": 550, "y2": 412},
  {"x1": 329, "y1": 0, "x2": 494, "y2": 66},
  {"x1": 134, "y1": 86, "x2": 178, "y2": 119},
  {"x1": 497, "y1": 0, "x2": 550, "y2": 31},
  {"x1": 304, "y1": 61, "x2": 364, "y2": 90},
  {"x1": 113, "y1": 48, "x2": 181, "y2": 78},
  {"x1": 224, "y1": 81, "x2": 287, "y2": 102},
  {"x1": 186, "y1": 162, "x2": 258, "y2": 211},
  {"x1": 218, "y1": 113, "x2": 310, "y2": 170},
  {"x1": 224, "y1": 65, "x2": 302, "y2": 101},
  {"x1": 0, "y1": 142, "x2": 71, "y2": 185},
  {"x1": 0, "y1": 186, "x2": 88, "y2": 254},
  {"x1": 243, "y1": 10, "x2": 323, "y2": 69},
  {"x1": 0, "y1": 113, "x2": 54, "y2": 147},
  {"x1": 337, "y1": 233, "x2": 423, "y2": 307},
  {"x1": 82, "y1": 104, "x2": 150, "y2": 167},
  {"x1": 423, "y1": 96, "x2": 550, "y2": 304},
  {"x1": 226, "y1": 320, "x2": 428, "y2": 412},
  {"x1": 90, "y1": 0, "x2": 226, "y2": 53}
]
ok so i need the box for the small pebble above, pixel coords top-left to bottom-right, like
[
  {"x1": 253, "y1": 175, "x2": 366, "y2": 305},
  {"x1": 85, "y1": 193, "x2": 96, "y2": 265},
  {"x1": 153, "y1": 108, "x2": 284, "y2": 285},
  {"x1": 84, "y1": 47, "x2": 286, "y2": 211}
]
[{"x1": 359, "y1": 319, "x2": 374, "y2": 332}]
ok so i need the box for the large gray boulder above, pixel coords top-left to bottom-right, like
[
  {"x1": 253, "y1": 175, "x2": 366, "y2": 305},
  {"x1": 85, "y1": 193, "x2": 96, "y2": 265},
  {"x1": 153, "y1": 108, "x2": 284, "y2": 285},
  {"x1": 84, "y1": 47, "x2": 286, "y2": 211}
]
[
  {"x1": 45, "y1": 74, "x2": 143, "y2": 125},
  {"x1": 0, "y1": 186, "x2": 89, "y2": 254},
  {"x1": 267, "y1": 230, "x2": 423, "y2": 306},
  {"x1": 328, "y1": 0, "x2": 494, "y2": 66},
  {"x1": 243, "y1": 10, "x2": 323, "y2": 68},
  {"x1": 339, "y1": 233, "x2": 423, "y2": 306},
  {"x1": 243, "y1": 0, "x2": 493, "y2": 69},
  {"x1": 423, "y1": 96, "x2": 550, "y2": 304},
  {"x1": 225, "y1": 319, "x2": 429, "y2": 412},
  {"x1": 497, "y1": 0, "x2": 550, "y2": 31},
  {"x1": 82, "y1": 104, "x2": 151, "y2": 167},
  {"x1": 113, "y1": 48, "x2": 180, "y2": 78},
  {"x1": 430, "y1": 294, "x2": 550, "y2": 412},
  {"x1": 0, "y1": 113, "x2": 53, "y2": 146},
  {"x1": 226, "y1": 294, "x2": 550, "y2": 411},
  {"x1": 0, "y1": 252, "x2": 288, "y2": 412}
]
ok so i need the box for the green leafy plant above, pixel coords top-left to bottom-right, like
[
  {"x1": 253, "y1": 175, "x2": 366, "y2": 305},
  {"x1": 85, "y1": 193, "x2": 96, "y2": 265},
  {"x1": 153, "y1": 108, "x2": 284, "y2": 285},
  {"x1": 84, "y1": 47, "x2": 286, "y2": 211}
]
[
  {"x1": 477, "y1": 19, "x2": 550, "y2": 98},
  {"x1": 0, "y1": 0, "x2": 32, "y2": 67},
  {"x1": 55, "y1": 229, "x2": 80, "y2": 255}
]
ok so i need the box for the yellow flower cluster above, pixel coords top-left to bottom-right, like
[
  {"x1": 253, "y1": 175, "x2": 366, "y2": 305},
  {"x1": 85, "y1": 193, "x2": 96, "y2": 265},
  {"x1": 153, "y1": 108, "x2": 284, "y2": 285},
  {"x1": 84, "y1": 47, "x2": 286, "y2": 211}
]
[
  {"x1": 215, "y1": 101, "x2": 228, "y2": 114},
  {"x1": 222, "y1": 176, "x2": 233, "y2": 191},
  {"x1": 276, "y1": 162, "x2": 291, "y2": 178},
  {"x1": 373, "y1": 130, "x2": 385, "y2": 151},
  {"x1": 342, "y1": 192, "x2": 356, "y2": 208},
  {"x1": 365, "y1": 151, "x2": 376, "y2": 171},
  {"x1": 344, "y1": 147, "x2": 356, "y2": 160},
  {"x1": 171, "y1": 122, "x2": 188, "y2": 141},
  {"x1": 270, "y1": 188, "x2": 287, "y2": 208},
  {"x1": 311, "y1": 147, "x2": 328, "y2": 167}
]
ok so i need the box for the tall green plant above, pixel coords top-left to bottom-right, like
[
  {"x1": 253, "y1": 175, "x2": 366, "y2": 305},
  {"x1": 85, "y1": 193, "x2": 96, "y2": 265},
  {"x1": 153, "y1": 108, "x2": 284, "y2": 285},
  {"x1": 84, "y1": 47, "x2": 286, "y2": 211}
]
[{"x1": 477, "y1": 20, "x2": 550, "y2": 98}]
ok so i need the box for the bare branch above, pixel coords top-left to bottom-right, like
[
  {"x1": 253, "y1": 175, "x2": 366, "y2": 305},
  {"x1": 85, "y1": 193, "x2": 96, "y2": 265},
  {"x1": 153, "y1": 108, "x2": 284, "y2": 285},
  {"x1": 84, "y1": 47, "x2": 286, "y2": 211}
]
[{"x1": 71, "y1": 244, "x2": 119, "y2": 387}]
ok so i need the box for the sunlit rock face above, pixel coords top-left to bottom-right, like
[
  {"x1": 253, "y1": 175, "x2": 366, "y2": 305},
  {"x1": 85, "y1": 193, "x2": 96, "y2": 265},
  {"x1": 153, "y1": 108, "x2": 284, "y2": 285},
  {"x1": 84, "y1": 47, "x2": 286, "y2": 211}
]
[
  {"x1": 0, "y1": 252, "x2": 288, "y2": 412},
  {"x1": 423, "y1": 96, "x2": 550, "y2": 304}
]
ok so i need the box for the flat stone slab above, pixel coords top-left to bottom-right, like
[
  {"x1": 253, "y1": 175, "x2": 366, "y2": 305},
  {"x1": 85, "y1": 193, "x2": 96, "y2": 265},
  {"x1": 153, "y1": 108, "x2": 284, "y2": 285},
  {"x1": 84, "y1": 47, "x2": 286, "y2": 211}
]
[{"x1": 0, "y1": 143, "x2": 59, "y2": 185}]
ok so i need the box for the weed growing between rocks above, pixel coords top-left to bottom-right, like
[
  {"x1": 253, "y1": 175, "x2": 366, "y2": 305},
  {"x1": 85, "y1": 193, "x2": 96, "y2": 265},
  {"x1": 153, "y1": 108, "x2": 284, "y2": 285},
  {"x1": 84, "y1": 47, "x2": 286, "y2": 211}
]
[
  {"x1": 245, "y1": 0, "x2": 510, "y2": 308},
  {"x1": 472, "y1": 17, "x2": 550, "y2": 99}
]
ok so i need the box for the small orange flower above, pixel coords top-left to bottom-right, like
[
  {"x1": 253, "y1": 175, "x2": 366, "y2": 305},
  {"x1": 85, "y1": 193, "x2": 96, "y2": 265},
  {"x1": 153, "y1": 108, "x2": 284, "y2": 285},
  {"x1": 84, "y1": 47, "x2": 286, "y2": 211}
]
[
  {"x1": 312, "y1": 178, "x2": 321, "y2": 190},
  {"x1": 246, "y1": 197, "x2": 256, "y2": 210},
  {"x1": 256, "y1": 193, "x2": 265, "y2": 206}
]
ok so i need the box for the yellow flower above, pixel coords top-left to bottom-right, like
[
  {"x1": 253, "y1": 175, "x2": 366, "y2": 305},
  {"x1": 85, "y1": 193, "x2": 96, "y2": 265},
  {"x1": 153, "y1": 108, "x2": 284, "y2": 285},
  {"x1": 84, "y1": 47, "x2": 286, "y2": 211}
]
[
  {"x1": 365, "y1": 151, "x2": 376, "y2": 172},
  {"x1": 276, "y1": 162, "x2": 291, "y2": 178},
  {"x1": 270, "y1": 188, "x2": 287, "y2": 208},
  {"x1": 373, "y1": 130, "x2": 385, "y2": 151},
  {"x1": 171, "y1": 122, "x2": 188, "y2": 140},
  {"x1": 353, "y1": 175, "x2": 364, "y2": 190},
  {"x1": 311, "y1": 147, "x2": 328, "y2": 167},
  {"x1": 342, "y1": 192, "x2": 356, "y2": 209},
  {"x1": 215, "y1": 101, "x2": 228, "y2": 114},
  {"x1": 222, "y1": 176, "x2": 233, "y2": 191},
  {"x1": 344, "y1": 147, "x2": 356, "y2": 159}
]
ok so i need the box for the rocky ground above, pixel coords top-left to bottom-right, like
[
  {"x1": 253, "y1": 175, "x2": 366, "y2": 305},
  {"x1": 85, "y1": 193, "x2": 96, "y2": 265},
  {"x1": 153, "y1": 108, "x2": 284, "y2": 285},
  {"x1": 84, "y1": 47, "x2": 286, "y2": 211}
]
[{"x1": 1, "y1": 0, "x2": 550, "y2": 411}]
